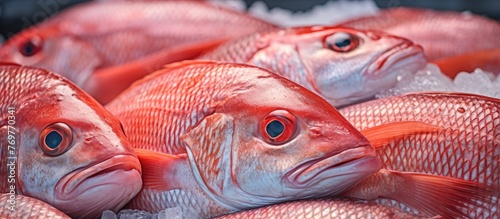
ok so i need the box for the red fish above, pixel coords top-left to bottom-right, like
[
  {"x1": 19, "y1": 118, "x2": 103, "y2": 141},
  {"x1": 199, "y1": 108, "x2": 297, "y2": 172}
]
[
  {"x1": 339, "y1": 92, "x2": 500, "y2": 218},
  {"x1": 105, "y1": 60, "x2": 381, "y2": 218},
  {"x1": 338, "y1": 8, "x2": 500, "y2": 61},
  {"x1": 0, "y1": 63, "x2": 142, "y2": 219},
  {"x1": 0, "y1": 1, "x2": 277, "y2": 104},
  {"x1": 434, "y1": 48, "x2": 500, "y2": 79},
  {"x1": 199, "y1": 26, "x2": 426, "y2": 107},
  {"x1": 0, "y1": 194, "x2": 70, "y2": 219},
  {"x1": 215, "y1": 198, "x2": 439, "y2": 219}
]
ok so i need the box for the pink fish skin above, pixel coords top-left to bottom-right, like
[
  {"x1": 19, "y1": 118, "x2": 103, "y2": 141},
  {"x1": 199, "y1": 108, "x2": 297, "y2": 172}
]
[
  {"x1": 339, "y1": 92, "x2": 500, "y2": 219},
  {"x1": 105, "y1": 60, "x2": 381, "y2": 218},
  {"x1": 215, "y1": 198, "x2": 439, "y2": 219},
  {"x1": 0, "y1": 1, "x2": 277, "y2": 104},
  {"x1": 338, "y1": 8, "x2": 500, "y2": 61},
  {"x1": 0, "y1": 194, "x2": 70, "y2": 219},
  {"x1": 0, "y1": 63, "x2": 142, "y2": 219},
  {"x1": 200, "y1": 26, "x2": 426, "y2": 107}
]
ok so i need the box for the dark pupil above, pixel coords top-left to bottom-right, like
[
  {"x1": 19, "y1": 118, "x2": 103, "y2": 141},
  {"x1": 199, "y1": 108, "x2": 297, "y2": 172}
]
[
  {"x1": 266, "y1": 120, "x2": 284, "y2": 138},
  {"x1": 22, "y1": 42, "x2": 36, "y2": 56},
  {"x1": 45, "y1": 131, "x2": 62, "y2": 149},
  {"x1": 334, "y1": 37, "x2": 351, "y2": 48}
]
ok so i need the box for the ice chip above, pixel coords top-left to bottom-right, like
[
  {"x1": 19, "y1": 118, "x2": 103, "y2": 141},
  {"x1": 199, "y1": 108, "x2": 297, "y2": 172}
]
[
  {"x1": 117, "y1": 209, "x2": 154, "y2": 219},
  {"x1": 101, "y1": 210, "x2": 118, "y2": 219},
  {"x1": 157, "y1": 207, "x2": 183, "y2": 219},
  {"x1": 454, "y1": 70, "x2": 496, "y2": 97}
]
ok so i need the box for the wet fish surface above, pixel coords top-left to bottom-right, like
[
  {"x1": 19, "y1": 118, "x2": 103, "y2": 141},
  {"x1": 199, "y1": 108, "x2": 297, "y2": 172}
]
[
  {"x1": 215, "y1": 198, "x2": 440, "y2": 219},
  {"x1": 106, "y1": 60, "x2": 381, "y2": 218},
  {"x1": 338, "y1": 8, "x2": 500, "y2": 61},
  {"x1": 0, "y1": 193, "x2": 70, "y2": 219},
  {"x1": 200, "y1": 26, "x2": 426, "y2": 107},
  {"x1": 340, "y1": 92, "x2": 500, "y2": 218},
  {"x1": 0, "y1": 63, "x2": 142, "y2": 219},
  {"x1": 0, "y1": 1, "x2": 277, "y2": 103}
]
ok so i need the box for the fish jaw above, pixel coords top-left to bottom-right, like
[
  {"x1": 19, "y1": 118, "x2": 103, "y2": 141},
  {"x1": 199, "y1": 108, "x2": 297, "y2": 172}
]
[
  {"x1": 54, "y1": 154, "x2": 142, "y2": 219},
  {"x1": 284, "y1": 145, "x2": 380, "y2": 194},
  {"x1": 334, "y1": 44, "x2": 425, "y2": 107},
  {"x1": 342, "y1": 42, "x2": 427, "y2": 105},
  {"x1": 365, "y1": 42, "x2": 426, "y2": 79}
]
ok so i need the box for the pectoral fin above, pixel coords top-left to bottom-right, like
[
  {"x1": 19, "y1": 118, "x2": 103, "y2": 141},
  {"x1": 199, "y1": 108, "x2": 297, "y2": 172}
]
[
  {"x1": 133, "y1": 148, "x2": 190, "y2": 191},
  {"x1": 360, "y1": 121, "x2": 444, "y2": 149}
]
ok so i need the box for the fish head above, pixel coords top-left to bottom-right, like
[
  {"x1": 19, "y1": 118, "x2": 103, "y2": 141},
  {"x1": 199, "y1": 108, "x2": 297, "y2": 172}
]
[
  {"x1": 14, "y1": 71, "x2": 141, "y2": 218},
  {"x1": 266, "y1": 26, "x2": 426, "y2": 107},
  {"x1": 0, "y1": 27, "x2": 102, "y2": 87},
  {"x1": 182, "y1": 67, "x2": 381, "y2": 209}
]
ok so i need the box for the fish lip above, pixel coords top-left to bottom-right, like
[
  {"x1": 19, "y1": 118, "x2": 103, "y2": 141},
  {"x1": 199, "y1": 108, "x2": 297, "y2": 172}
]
[
  {"x1": 284, "y1": 145, "x2": 378, "y2": 188},
  {"x1": 55, "y1": 154, "x2": 142, "y2": 196},
  {"x1": 365, "y1": 42, "x2": 424, "y2": 79}
]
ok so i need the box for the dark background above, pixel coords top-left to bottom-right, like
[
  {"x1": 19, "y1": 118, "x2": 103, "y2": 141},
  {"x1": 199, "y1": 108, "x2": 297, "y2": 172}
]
[{"x1": 1, "y1": 0, "x2": 499, "y2": 40}]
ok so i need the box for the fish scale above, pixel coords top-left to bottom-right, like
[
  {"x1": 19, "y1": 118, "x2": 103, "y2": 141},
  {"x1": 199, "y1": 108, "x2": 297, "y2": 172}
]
[
  {"x1": 338, "y1": 8, "x2": 500, "y2": 61},
  {"x1": 0, "y1": 1, "x2": 277, "y2": 104},
  {"x1": 127, "y1": 188, "x2": 228, "y2": 218},
  {"x1": 0, "y1": 194, "x2": 70, "y2": 219},
  {"x1": 0, "y1": 64, "x2": 66, "y2": 192},
  {"x1": 215, "y1": 198, "x2": 434, "y2": 219},
  {"x1": 25, "y1": 1, "x2": 276, "y2": 67},
  {"x1": 109, "y1": 64, "x2": 246, "y2": 155},
  {"x1": 340, "y1": 92, "x2": 500, "y2": 218},
  {"x1": 0, "y1": 64, "x2": 142, "y2": 219},
  {"x1": 107, "y1": 60, "x2": 380, "y2": 218},
  {"x1": 200, "y1": 26, "x2": 426, "y2": 107}
]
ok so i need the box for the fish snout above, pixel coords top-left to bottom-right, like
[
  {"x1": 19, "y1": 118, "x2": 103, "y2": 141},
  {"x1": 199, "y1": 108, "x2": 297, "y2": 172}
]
[
  {"x1": 53, "y1": 154, "x2": 142, "y2": 218},
  {"x1": 284, "y1": 143, "x2": 380, "y2": 195},
  {"x1": 365, "y1": 36, "x2": 425, "y2": 79}
]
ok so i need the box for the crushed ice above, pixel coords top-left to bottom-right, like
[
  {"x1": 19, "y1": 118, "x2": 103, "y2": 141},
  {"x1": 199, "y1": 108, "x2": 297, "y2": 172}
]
[
  {"x1": 377, "y1": 64, "x2": 500, "y2": 99},
  {"x1": 245, "y1": 0, "x2": 378, "y2": 27},
  {"x1": 101, "y1": 207, "x2": 183, "y2": 219}
]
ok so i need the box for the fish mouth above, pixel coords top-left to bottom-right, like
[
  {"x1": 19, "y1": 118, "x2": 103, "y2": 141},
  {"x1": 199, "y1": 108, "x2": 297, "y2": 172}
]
[
  {"x1": 284, "y1": 145, "x2": 379, "y2": 189},
  {"x1": 54, "y1": 154, "x2": 142, "y2": 218},
  {"x1": 55, "y1": 154, "x2": 142, "y2": 197},
  {"x1": 366, "y1": 42, "x2": 425, "y2": 79}
]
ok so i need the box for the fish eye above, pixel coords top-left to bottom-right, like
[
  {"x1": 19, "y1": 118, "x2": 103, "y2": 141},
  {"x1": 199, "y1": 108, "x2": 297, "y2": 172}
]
[
  {"x1": 325, "y1": 32, "x2": 360, "y2": 53},
  {"x1": 39, "y1": 123, "x2": 73, "y2": 156},
  {"x1": 18, "y1": 36, "x2": 43, "y2": 57},
  {"x1": 260, "y1": 110, "x2": 297, "y2": 145}
]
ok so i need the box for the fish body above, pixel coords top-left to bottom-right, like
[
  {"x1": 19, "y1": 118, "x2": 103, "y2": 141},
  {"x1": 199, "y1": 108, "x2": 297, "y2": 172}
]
[
  {"x1": 0, "y1": 194, "x2": 70, "y2": 219},
  {"x1": 0, "y1": 1, "x2": 277, "y2": 103},
  {"x1": 338, "y1": 8, "x2": 500, "y2": 61},
  {"x1": 106, "y1": 60, "x2": 381, "y2": 218},
  {"x1": 340, "y1": 92, "x2": 500, "y2": 218},
  {"x1": 216, "y1": 198, "x2": 439, "y2": 219},
  {"x1": 0, "y1": 63, "x2": 142, "y2": 219},
  {"x1": 200, "y1": 26, "x2": 426, "y2": 107}
]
